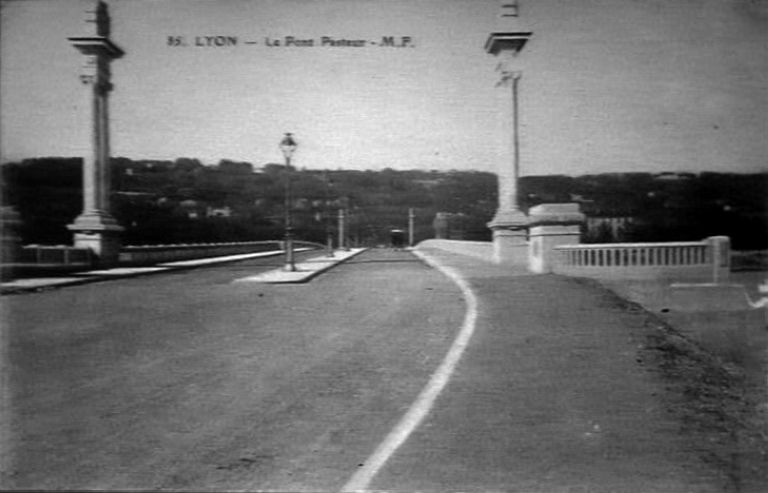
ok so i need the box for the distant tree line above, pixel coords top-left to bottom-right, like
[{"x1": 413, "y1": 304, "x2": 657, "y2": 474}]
[
  {"x1": 2, "y1": 158, "x2": 765, "y2": 249},
  {"x1": 520, "y1": 172, "x2": 768, "y2": 249},
  {"x1": 1, "y1": 157, "x2": 496, "y2": 246}
]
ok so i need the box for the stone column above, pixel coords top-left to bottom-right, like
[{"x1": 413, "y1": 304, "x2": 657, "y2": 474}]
[
  {"x1": 67, "y1": 1, "x2": 124, "y2": 267},
  {"x1": 485, "y1": 30, "x2": 532, "y2": 265}
]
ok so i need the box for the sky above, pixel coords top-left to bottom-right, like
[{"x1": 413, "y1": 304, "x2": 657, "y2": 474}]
[{"x1": 1, "y1": 0, "x2": 767, "y2": 176}]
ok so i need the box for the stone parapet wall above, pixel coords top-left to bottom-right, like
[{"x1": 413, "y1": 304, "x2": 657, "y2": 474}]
[
  {"x1": 9, "y1": 240, "x2": 324, "y2": 269},
  {"x1": 21, "y1": 245, "x2": 93, "y2": 266},
  {"x1": 119, "y1": 241, "x2": 284, "y2": 265}
]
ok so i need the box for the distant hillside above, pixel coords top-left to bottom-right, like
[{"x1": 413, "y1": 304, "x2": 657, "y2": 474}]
[
  {"x1": 1, "y1": 158, "x2": 496, "y2": 246},
  {"x1": 520, "y1": 172, "x2": 768, "y2": 249},
  {"x1": 2, "y1": 158, "x2": 765, "y2": 249}
]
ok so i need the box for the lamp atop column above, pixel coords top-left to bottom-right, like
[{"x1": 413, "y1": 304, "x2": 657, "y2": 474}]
[
  {"x1": 69, "y1": 1, "x2": 124, "y2": 59},
  {"x1": 486, "y1": 0, "x2": 531, "y2": 56},
  {"x1": 485, "y1": 32, "x2": 531, "y2": 55},
  {"x1": 280, "y1": 132, "x2": 298, "y2": 159}
]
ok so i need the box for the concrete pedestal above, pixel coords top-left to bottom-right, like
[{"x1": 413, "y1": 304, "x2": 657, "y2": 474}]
[
  {"x1": 491, "y1": 228, "x2": 528, "y2": 265},
  {"x1": 489, "y1": 209, "x2": 529, "y2": 265},
  {"x1": 68, "y1": 212, "x2": 123, "y2": 266},
  {"x1": 707, "y1": 235, "x2": 731, "y2": 283},
  {"x1": 528, "y1": 203, "x2": 585, "y2": 274}
]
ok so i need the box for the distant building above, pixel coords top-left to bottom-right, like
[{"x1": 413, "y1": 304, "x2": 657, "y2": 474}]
[
  {"x1": 654, "y1": 172, "x2": 696, "y2": 181},
  {"x1": 206, "y1": 206, "x2": 232, "y2": 218},
  {"x1": 433, "y1": 212, "x2": 467, "y2": 240},
  {"x1": 413, "y1": 178, "x2": 442, "y2": 189},
  {"x1": 585, "y1": 216, "x2": 634, "y2": 242},
  {"x1": 179, "y1": 199, "x2": 201, "y2": 219}
]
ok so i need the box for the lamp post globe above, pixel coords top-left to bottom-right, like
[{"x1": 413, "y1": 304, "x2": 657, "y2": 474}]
[{"x1": 280, "y1": 133, "x2": 298, "y2": 271}]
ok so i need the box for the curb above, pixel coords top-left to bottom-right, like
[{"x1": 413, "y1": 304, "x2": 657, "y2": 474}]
[
  {"x1": 234, "y1": 248, "x2": 369, "y2": 284},
  {"x1": 287, "y1": 248, "x2": 369, "y2": 284}
]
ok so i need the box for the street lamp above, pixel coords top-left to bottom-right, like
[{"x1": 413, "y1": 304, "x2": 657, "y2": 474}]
[
  {"x1": 280, "y1": 132, "x2": 298, "y2": 271},
  {"x1": 323, "y1": 172, "x2": 335, "y2": 257}
]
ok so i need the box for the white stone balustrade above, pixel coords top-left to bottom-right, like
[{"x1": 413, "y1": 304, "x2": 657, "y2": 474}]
[{"x1": 553, "y1": 236, "x2": 730, "y2": 282}]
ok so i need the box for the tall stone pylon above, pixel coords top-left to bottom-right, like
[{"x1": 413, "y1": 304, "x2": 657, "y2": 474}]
[
  {"x1": 485, "y1": 1, "x2": 532, "y2": 264},
  {"x1": 67, "y1": 0, "x2": 124, "y2": 266}
]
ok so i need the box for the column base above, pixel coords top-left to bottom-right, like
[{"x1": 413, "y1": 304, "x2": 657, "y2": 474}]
[
  {"x1": 488, "y1": 208, "x2": 529, "y2": 265},
  {"x1": 68, "y1": 212, "x2": 124, "y2": 267},
  {"x1": 490, "y1": 228, "x2": 528, "y2": 265},
  {"x1": 487, "y1": 209, "x2": 529, "y2": 230}
]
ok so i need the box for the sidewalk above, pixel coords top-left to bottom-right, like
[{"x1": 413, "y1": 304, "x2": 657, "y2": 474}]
[
  {"x1": 234, "y1": 248, "x2": 366, "y2": 283},
  {"x1": 370, "y1": 245, "x2": 764, "y2": 492},
  {"x1": 0, "y1": 248, "x2": 365, "y2": 294}
]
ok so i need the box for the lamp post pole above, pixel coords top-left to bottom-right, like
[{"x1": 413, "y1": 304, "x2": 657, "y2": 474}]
[
  {"x1": 337, "y1": 208, "x2": 345, "y2": 251},
  {"x1": 284, "y1": 155, "x2": 295, "y2": 271},
  {"x1": 324, "y1": 173, "x2": 334, "y2": 257},
  {"x1": 280, "y1": 133, "x2": 298, "y2": 271}
]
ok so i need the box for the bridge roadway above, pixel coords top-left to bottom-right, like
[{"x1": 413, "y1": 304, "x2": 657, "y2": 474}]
[
  {"x1": 3, "y1": 248, "x2": 465, "y2": 490},
  {"x1": 2, "y1": 248, "x2": 753, "y2": 491}
]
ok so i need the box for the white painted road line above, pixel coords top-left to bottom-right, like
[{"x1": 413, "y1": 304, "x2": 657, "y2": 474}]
[
  {"x1": 79, "y1": 267, "x2": 170, "y2": 276},
  {"x1": 341, "y1": 249, "x2": 479, "y2": 493}
]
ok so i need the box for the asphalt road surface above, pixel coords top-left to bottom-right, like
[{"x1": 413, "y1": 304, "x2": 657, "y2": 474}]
[
  {"x1": 4, "y1": 247, "x2": 764, "y2": 492},
  {"x1": 2, "y1": 249, "x2": 465, "y2": 491}
]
